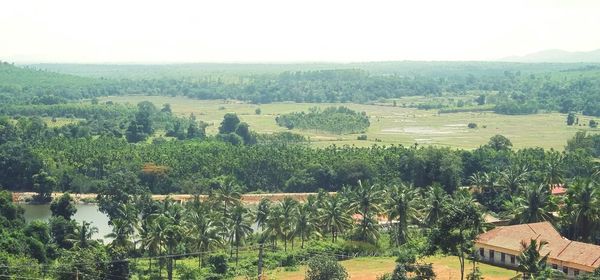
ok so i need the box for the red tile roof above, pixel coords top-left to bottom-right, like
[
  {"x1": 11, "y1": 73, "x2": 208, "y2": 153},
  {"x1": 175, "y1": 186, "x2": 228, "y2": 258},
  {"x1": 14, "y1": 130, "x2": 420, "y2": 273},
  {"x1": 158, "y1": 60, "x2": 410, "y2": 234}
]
[
  {"x1": 551, "y1": 185, "x2": 567, "y2": 195},
  {"x1": 476, "y1": 222, "x2": 600, "y2": 270}
]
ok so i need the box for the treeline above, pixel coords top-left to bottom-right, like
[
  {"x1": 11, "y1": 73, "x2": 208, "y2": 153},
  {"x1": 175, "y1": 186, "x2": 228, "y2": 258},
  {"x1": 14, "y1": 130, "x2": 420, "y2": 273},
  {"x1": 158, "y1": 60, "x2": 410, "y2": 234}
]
[
  {"x1": 275, "y1": 106, "x2": 370, "y2": 134},
  {"x1": 6, "y1": 62, "x2": 600, "y2": 116},
  {"x1": 0, "y1": 123, "x2": 595, "y2": 196}
]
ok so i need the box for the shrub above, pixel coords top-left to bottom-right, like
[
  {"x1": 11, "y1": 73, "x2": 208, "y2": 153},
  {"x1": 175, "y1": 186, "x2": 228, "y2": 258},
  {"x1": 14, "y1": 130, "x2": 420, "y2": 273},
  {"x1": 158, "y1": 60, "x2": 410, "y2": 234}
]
[
  {"x1": 467, "y1": 123, "x2": 477, "y2": 129},
  {"x1": 207, "y1": 254, "x2": 228, "y2": 275},
  {"x1": 305, "y1": 255, "x2": 348, "y2": 280},
  {"x1": 357, "y1": 134, "x2": 368, "y2": 140},
  {"x1": 590, "y1": 119, "x2": 598, "y2": 128}
]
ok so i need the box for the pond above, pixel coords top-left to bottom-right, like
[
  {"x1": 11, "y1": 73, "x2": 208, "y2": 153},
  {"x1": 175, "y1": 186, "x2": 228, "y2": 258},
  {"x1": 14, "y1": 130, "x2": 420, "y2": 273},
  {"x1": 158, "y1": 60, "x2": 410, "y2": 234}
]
[{"x1": 21, "y1": 203, "x2": 111, "y2": 240}]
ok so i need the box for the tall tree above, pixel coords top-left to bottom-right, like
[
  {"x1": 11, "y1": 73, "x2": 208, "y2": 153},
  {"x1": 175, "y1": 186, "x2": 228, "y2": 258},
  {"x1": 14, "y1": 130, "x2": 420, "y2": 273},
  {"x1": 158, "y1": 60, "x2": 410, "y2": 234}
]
[
  {"x1": 563, "y1": 179, "x2": 599, "y2": 242},
  {"x1": 384, "y1": 184, "x2": 420, "y2": 246},
  {"x1": 321, "y1": 194, "x2": 351, "y2": 242},
  {"x1": 348, "y1": 180, "x2": 384, "y2": 243},
  {"x1": 50, "y1": 193, "x2": 77, "y2": 220},
  {"x1": 229, "y1": 205, "x2": 253, "y2": 267},
  {"x1": 429, "y1": 192, "x2": 483, "y2": 280},
  {"x1": 506, "y1": 184, "x2": 557, "y2": 224}
]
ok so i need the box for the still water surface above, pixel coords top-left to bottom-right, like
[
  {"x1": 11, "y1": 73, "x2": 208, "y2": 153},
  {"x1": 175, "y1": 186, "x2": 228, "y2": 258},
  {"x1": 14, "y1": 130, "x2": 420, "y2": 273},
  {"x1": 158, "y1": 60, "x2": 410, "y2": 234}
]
[{"x1": 22, "y1": 204, "x2": 111, "y2": 240}]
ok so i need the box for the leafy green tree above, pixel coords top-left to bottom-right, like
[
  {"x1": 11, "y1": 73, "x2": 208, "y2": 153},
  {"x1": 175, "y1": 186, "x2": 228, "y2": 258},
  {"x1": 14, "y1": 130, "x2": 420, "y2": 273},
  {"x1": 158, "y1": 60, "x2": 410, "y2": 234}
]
[
  {"x1": 429, "y1": 192, "x2": 483, "y2": 280},
  {"x1": 49, "y1": 216, "x2": 77, "y2": 249},
  {"x1": 487, "y1": 135, "x2": 513, "y2": 151},
  {"x1": 219, "y1": 113, "x2": 240, "y2": 134},
  {"x1": 97, "y1": 171, "x2": 143, "y2": 221},
  {"x1": 50, "y1": 193, "x2": 77, "y2": 220},
  {"x1": 305, "y1": 255, "x2": 348, "y2": 280},
  {"x1": 567, "y1": 112, "x2": 576, "y2": 126},
  {"x1": 32, "y1": 170, "x2": 57, "y2": 203}
]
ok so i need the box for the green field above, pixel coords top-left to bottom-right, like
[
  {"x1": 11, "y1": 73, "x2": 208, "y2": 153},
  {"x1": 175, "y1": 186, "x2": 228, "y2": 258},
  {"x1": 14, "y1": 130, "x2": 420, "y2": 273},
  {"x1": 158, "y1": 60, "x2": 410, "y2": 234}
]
[
  {"x1": 99, "y1": 95, "x2": 599, "y2": 150},
  {"x1": 239, "y1": 255, "x2": 517, "y2": 280}
]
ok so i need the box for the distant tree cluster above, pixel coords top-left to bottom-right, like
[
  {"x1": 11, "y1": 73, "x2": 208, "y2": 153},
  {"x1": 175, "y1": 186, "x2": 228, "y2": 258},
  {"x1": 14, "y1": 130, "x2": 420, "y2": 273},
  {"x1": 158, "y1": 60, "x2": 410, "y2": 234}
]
[{"x1": 276, "y1": 106, "x2": 370, "y2": 134}]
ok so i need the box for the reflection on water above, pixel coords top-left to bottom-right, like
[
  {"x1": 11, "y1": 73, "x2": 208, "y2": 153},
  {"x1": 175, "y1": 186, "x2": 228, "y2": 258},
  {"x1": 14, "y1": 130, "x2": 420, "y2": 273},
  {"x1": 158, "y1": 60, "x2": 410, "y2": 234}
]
[{"x1": 21, "y1": 204, "x2": 111, "y2": 241}]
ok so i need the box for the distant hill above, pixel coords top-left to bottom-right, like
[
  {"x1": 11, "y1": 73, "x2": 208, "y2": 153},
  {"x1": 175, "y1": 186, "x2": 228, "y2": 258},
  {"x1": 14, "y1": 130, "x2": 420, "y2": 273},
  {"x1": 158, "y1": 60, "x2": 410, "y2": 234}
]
[
  {"x1": 501, "y1": 49, "x2": 600, "y2": 63},
  {"x1": 0, "y1": 61, "x2": 97, "y2": 88}
]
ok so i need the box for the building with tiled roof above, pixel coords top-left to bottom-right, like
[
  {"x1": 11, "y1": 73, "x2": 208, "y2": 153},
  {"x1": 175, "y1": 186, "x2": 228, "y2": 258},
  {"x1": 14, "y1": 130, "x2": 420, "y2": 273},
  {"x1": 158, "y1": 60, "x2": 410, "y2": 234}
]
[{"x1": 475, "y1": 222, "x2": 600, "y2": 278}]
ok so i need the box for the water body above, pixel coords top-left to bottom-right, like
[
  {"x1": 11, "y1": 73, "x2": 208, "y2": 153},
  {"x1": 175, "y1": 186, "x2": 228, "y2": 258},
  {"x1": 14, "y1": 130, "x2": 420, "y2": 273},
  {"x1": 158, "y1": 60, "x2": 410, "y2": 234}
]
[{"x1": 21, "y1": 204, "x2": 111, "y2": 240}]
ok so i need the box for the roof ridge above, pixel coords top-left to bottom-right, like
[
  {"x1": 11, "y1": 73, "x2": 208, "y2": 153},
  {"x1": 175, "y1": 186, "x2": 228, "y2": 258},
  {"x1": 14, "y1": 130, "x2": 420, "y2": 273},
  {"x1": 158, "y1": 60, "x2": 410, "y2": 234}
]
[
  {"x1": 592, "y1": 254, "x2": 600, "y2": 267},
  {"x1": 556, "y1": 240, "x2": 573, "y2": 258},
  {"x1": 526, "y1": 223, "x2": 537, "y2": 234}
]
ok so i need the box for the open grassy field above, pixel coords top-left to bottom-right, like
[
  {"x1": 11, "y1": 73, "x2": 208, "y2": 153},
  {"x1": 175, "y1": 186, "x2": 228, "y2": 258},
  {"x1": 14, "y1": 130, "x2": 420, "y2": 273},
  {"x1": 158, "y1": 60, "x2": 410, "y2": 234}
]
[
  {"x1": 99, "y1": 95, "x2": 599, "y2": 150},
  {"x1": 246, "y1": 255, "x2": 517, "y2": 280}
]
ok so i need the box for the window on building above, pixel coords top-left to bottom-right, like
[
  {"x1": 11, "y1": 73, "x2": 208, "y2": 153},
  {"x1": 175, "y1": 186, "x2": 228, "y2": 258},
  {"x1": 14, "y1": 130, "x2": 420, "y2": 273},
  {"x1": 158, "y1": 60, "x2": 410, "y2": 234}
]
[
  {"x1": 563, "y1": 267, "x2": 569, "y2": 275},
  {"x1": 510, "y1": 255, "x2": 515, "y2": 264},
  {"x1": 552, "y1": 264, "x2": 558, "y2": 270},
  {"x1": 575, "y1": 269, "x2": 579, "y2": 276},
  {"x1": 489, "y1": 250, "x2": 495, "y2": 260},
  {"x1": 479, "y1": 248, "x2": 484, "y2": 257},
  {"x1": 500, "y1": 253, "x2": 505, "y2": 263}
]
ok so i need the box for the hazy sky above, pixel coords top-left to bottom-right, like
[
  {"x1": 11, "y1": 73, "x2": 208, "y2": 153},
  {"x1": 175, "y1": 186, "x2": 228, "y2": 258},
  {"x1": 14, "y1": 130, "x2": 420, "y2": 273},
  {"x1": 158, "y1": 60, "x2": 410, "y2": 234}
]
[{"x1": 1, "y1": 0, "x2": 599, "y2": 63}]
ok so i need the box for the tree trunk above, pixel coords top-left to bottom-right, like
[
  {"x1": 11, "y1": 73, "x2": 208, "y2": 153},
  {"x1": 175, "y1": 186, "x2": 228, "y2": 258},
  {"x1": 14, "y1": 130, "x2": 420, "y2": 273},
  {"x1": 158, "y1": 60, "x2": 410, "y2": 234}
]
[
  {"x1": 459, "y1": 253, "x2": 465, "y2": 280},
  {"x1": 236, "y1": 241, "x2": 240, "y2": 267}
]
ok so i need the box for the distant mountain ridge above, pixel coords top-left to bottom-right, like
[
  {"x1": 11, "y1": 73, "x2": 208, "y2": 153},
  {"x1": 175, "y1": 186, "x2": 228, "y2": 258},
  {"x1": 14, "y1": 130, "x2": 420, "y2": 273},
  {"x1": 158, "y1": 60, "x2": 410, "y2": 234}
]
[{"x1": 501, "y1": 49, "x2": 600, "y2": 63}]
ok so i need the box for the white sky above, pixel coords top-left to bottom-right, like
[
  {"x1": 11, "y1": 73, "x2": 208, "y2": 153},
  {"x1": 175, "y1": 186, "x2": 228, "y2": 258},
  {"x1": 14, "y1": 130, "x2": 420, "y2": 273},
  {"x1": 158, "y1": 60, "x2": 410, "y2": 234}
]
[{"x1": 1, "y1": 0, "x2": 599, "y2": 63}]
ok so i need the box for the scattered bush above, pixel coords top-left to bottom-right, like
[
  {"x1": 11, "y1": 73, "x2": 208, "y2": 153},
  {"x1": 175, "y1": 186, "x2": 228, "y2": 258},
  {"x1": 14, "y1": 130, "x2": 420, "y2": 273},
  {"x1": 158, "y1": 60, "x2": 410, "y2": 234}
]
[{"x1": 305, "y1": 255, "x2": 348, "y2": 280}]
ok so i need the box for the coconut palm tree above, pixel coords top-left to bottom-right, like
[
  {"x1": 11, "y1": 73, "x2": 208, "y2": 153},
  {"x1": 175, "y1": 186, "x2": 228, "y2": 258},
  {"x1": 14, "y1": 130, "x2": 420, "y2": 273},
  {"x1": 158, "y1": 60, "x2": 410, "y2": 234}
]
[
  {"x1": 255, "y1": 198, "x2": 271, "y2": 231},
  {"x1": 70, "y1": 220, "x2": 98, "y2": 249},
  {"x1": 295, "y1": 203, "x2": 319, "y2": 249},
  {"x1": 279, "y1": 197, "x2": 299, "y2": 251},
  {"x1": 230, "y1": 205, "x2": 253, "y2": 266},
  {"x1": 507, "y1": 184, "x2": 557, "y2": 224},
  {"x1": 544, "y1": 153, "x2": 564, "y2": 188},
  {"x1": 517, "y1": 239, "x2": 554, "y2": 279},
  {"x1": 384, "y1": 184, "x2": 420, "y2": 246},
  {"x1": 424, "y1": 184, "x2": 448, "y2": 226},
  {"x1": 210, "y1": 180, "x2": 242, "y2": 217},
  {"x1": 264, "y1": 205, "x2": 284, "y2": 249},
  {"x1": 500, "y1": 166, "x2": 529, "y2": 193},
  {"x1": 565, "y1": 179, "x2": 599, "y2": 242},
  {"x1": 185, "y1": 201, "x2": 225, "y2": 267},
  {"x1": 321, "y1": 194, "x2": 352, "y2": 242},
  {"x1": 348, "y1": 180, "x2": 384, "y2": 242},
  {"x1": 140, "y1": 217, "x2": 165, "y2": 273}
]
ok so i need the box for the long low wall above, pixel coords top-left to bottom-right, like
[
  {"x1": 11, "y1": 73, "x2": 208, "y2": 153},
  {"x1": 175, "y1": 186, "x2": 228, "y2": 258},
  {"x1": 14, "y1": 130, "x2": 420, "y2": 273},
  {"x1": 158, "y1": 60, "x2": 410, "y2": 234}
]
[{"x1": 11, "y1": 192, "x2": 336, "y2": 204}]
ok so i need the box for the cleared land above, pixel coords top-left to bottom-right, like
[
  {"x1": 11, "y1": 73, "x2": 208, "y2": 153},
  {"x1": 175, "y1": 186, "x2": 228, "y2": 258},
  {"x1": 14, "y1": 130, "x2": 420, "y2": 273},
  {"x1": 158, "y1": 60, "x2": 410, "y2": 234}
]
[
  {"x1": 99, "y1": 95, "x2": 599, "y2": 150},
  {"x1": 242, "y1": 256, "x2": 517, "y2": 280}
]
